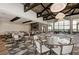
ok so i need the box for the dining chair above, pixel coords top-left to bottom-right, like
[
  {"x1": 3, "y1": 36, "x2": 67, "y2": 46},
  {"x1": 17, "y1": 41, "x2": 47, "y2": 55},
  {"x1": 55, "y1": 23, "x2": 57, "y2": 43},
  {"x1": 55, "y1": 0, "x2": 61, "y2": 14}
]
[
  {"x1": 33, "y1": 35, "x2": 39, "y2": 40},
  {"x1": 12, "y1": 34, "x2": 19, "y2": 41},
  {"x1": 52, "y1": 44, "x2": 74, "y2": 55},
  {"x1": 33, "y1": 35, "x2": 39, "y2": 47},
  {"x1": 34, "y1": 40, "x2": 50, "y2": 55}
]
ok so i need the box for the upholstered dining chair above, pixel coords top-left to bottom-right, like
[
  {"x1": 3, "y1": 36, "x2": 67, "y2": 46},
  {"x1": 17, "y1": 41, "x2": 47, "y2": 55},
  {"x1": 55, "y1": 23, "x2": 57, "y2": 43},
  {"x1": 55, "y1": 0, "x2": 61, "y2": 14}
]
[
  {"x1": 13, "y1": 35, "x2": 19, "y2": 41},
  {"x1": 33, "y1": 35, "x2": 39, "y2": 40},
  {"x1": 34, "y1": 40, "x2": 50, "y2": 55},
  {"x1": 52, "y1": 44, "x2": 74, "y2": 55}
]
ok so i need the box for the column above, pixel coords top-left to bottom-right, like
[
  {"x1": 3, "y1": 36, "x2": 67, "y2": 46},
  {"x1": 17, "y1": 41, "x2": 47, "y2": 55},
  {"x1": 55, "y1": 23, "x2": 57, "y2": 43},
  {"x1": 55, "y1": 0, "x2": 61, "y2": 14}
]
[
  {"x1": 53, "y1": 19, "x2": 55, "y2": 33},
  {"x1": 70, "y1": 17, "x2": 73, "y2": 34},
  {"x1": 77, "y1": 23, "x2": 79, "y2": 32}
]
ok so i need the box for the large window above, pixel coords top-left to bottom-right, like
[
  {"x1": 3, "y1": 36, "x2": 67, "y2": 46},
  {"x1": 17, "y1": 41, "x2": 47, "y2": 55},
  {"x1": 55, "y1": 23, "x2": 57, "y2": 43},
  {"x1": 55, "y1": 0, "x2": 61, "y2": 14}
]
[
  {"x1": 54, "y1": 20, "x2": 70, "y2": 32},
  {"x1": 55, "y1": 22, "x2": 59, "y2": 31},
  {"x1": 58, "y1": 21, "x2": 64, "y2": 31},
  {"x1": 48, "y1": 23, "x2": 53, "y2": 31},
  {"x1": 48, "y1": 20, "x2": 78, "y2": 32},
  {"x1": 73, "y1": 20, "x2": 77, "y2": 32},
  {"x1": 63, "y1": 20, "x2": 70, "y2": 32}
]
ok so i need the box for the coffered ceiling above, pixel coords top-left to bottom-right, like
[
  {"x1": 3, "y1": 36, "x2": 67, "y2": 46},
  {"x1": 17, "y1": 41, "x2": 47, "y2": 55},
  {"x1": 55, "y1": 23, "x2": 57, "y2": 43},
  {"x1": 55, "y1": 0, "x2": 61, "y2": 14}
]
[
  {"x1": 23, "y1": 3, "x2": 79, "y2": 21},
  {"x1": 0, "y1": 3, "x2": 79, "y2": 24}
]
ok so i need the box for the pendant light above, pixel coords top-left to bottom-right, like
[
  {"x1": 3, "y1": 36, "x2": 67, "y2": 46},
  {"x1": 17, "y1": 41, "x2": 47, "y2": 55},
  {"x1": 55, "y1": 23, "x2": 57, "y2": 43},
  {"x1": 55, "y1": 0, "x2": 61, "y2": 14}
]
[
  {"x1": 50, "y1": 3, "x2": 67, "y2": 12},
  {"x1": 55, "y1": 12, "x2": 65, "y2": 20}
]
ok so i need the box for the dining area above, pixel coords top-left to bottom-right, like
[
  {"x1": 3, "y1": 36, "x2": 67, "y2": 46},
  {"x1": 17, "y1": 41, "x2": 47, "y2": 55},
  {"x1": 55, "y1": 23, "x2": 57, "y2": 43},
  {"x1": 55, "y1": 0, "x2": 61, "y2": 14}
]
[
  {"x1": 32, "y1": 32, "x2": 75, "y2": 55},
  {"x1": 0, "y1": 1, "x2": 79, "y2": 59},
  {"x1": 0, "y1": 3, "x2": 79, "y2": 55},
  {"x1": 0, "y1": 30, "x2": 78, "y2": 55}
]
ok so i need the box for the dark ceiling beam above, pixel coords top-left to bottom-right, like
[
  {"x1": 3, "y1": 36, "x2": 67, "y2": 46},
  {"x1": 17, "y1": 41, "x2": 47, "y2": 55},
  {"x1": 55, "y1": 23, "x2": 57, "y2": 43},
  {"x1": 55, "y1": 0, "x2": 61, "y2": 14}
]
[
  {"x1": 39, "y1": 3, "x2": 52, "y2": 14},
  {"x1": 70, "y1": 9, "x2": 76, "y2": 15},
  {"x1": 37, "y1": 3, "x2": 53, "y2": 18},
  {"x1": 37, "y1": 13, "x2": 55, "y2": 18},
  {"x1": 43, "y1": 12, "x2": 79, "y2": 20},
  {"x1": 43, "y1": 16, "x2": 55, "y2": 20},
  {"x1": 46, "y1": 12, "x2": 79, "y2": 20},
  {"x1": 24, "y1": 3, "x2": 41, "y2": 12},
  {"x1": 64, "y1": 4, "x2": 79, "y2": 10},
  {"x1": 66, "y1": 9, "x2": 76, "y2": 16},
  {"x1": 24, "y1": 3, "x2": 30, "y2": 12},
  {"x1": 39, "y1": 8, "x2": 77, "y2": 18},
  {"x1": 64, "y1": 9, "x2": 73, "y2": 14},
  {"x1": 46, "y1": 13, "x2": 79, "y2": 20},
  {"x1": 10, "y1": 17, "x2": 20, "y2": 22},
  {"x1": 66, "y1": 13, "x2": 79, "y2": 16},
  {"x1": 43, "y1": 17, "x2": 58, "y2": 22},
  {"x1": 44, "y1": 13, "x2": 55, "y2": 18},
  {"x1": 38, "y1": 9, "x2": 76, "y2": 19},
  {"x1": 22, "y1": 20, "x2": 32, "y2": 24},
  {"x1": 38, "y1": 4, "x2": 79, "y2": 18},
  {"x1": 40, "y1": 3, "x2": 54, "y2": 20},
  {"x1": 45, "y1": 17, "x2": 54, "y2": 20},
  {"x1": 43, "y1": 9, "x2": 78, "y2": 21},
  {"x1": 41, "y1": 3, "x2": 49, "y2": 13},
  {"x1": 43, "y1": 9, "x2": 79, "y2": 20}
]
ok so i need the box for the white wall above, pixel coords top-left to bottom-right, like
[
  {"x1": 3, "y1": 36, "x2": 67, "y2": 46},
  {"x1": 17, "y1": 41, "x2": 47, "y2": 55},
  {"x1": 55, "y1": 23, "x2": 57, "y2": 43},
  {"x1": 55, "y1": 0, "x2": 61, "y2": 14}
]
[{"x1": 0, "y1": 22, "x2": 31, "y2": 34}]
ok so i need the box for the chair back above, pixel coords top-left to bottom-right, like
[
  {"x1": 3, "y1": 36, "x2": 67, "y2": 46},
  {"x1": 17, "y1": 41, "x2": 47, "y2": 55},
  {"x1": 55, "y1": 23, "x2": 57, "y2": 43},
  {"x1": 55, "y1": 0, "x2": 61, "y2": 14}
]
[
  {"x1": 13, "y1": 35, "x2": 19, "y2": 40},
  {"x1": 33, "y1": 35, "x2": 39, "y2": 40},
  {"x1": 34, "y1": 41, "x2": 41, "y2": 49},
  {"x1": 62, "y1": 44, "x2": 74, "y2": 54},
  {"x1": 48, "y1": 37, "x2": 53, "y2": 44}
]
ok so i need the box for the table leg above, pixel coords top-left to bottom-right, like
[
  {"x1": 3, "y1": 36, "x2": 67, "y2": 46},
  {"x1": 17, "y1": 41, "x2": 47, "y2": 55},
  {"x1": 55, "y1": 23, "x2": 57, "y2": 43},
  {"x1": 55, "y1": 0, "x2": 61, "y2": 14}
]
[{"x1": 50, "y1": 47, "x2": 52, "y2": 55}]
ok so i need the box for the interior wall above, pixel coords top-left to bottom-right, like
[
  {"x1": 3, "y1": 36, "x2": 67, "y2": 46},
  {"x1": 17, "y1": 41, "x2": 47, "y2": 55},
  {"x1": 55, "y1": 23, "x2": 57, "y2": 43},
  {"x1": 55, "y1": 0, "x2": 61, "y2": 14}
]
[{"x1": 0, "y1": 22, "x2": 31, "y2": 35}]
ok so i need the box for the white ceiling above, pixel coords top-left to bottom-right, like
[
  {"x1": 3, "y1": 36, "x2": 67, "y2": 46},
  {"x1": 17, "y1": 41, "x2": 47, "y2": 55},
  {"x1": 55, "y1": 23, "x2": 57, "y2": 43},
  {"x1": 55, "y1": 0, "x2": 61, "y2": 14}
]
[
  {"x1": 0, "y1": 11, "x2": 34, "y2": 24},
  {"x1": 0, "y1": 11, "x2": 15, "y2": 22},
  {"x1": 0, "y1": 4, "x2": 48, "y2": 24}
]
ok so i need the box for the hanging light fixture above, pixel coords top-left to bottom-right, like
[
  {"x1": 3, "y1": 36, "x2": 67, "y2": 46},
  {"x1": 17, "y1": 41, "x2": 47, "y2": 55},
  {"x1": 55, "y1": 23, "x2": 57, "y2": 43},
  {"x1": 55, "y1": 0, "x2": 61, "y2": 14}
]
[
  {"x1": 50, "y1": 3, "x2": 67, "y2": 12},
  {"x1": 55, "y1": 13, "x2": 65, "y2": 20}
]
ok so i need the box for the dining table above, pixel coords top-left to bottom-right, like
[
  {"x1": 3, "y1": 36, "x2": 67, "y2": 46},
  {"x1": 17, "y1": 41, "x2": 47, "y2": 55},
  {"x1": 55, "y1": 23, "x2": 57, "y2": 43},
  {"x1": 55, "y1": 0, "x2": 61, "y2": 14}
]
[
  {"x1": 44, "y1": 36, "x2": 71, "y2": 54},
  {"x1": 35, "y1": 34, "x2": 74, "y2": 54},
  {"x1": 45, "y1": 42, "x2": 63, "y2": 54}
]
